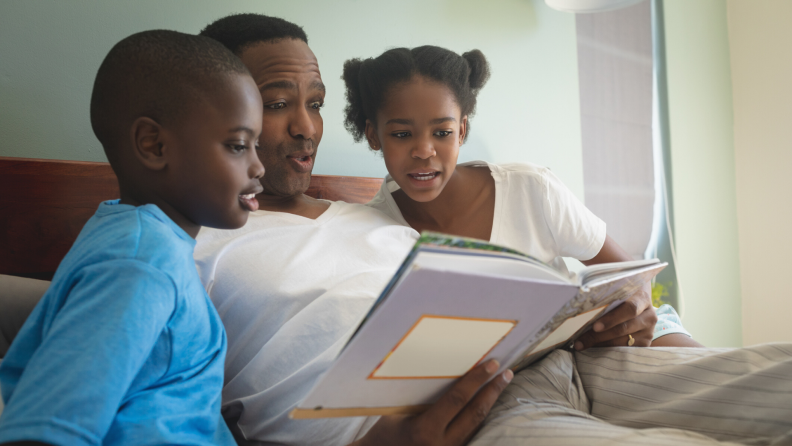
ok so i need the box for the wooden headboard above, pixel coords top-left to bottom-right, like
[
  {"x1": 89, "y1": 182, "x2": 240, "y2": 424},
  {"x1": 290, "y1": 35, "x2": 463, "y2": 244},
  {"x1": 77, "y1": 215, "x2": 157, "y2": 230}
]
[{"x1": 0, "y1": 156, "x2": 383, "y2": 280}]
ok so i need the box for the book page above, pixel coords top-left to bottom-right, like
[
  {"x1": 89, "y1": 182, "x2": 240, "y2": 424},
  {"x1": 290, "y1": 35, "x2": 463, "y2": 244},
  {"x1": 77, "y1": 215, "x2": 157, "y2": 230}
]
[
  {"x1": 577, "y1": 259, "x2": 660, "y2": 285},
  {"x1": 524, "y1": 306, "x2": 606, "y2": 356},
  {"x1": 371, "y1": 315, "x2": 516, "y2": 379},
  {"x1": 415, "y1": 251, "x2": 569, "y2": 283}
]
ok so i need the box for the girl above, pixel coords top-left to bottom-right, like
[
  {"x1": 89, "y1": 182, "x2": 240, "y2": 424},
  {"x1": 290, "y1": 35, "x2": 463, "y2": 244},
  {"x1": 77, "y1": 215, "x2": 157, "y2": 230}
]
[{"x1": 342, "y1": 46, "x2": 699, "y2": 348}]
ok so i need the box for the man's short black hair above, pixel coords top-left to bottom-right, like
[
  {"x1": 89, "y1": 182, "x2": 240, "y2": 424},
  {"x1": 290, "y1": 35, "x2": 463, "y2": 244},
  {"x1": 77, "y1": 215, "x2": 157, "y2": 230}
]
[
  {"x1": 199, "y1": 13, "x2": 308, "y2": 56},
  {"x1": 90, "y1": 29, "x2": 250, "y2": 164}
]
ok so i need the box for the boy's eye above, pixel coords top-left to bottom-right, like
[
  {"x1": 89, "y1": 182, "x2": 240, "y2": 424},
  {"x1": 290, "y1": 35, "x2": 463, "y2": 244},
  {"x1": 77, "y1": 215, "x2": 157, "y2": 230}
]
[{"x1": 267, "y1": 102, "x2": 286, "y2": 110}]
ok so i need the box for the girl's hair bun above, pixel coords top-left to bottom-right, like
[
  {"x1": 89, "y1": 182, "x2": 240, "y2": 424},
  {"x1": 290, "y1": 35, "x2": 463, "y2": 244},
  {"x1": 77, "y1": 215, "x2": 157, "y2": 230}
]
[
  {"x1": 462, "y1": 49, "x2": 490, "y2": 90},
  {"x1": 341, "y1": 58, "x2": 368, "y2": 142}
]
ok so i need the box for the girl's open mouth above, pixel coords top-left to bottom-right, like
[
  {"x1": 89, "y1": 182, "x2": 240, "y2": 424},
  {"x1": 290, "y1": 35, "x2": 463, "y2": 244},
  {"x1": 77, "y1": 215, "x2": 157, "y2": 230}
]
[{"x1": 408, "y1": 172, "x2": 439, "y2": 181}]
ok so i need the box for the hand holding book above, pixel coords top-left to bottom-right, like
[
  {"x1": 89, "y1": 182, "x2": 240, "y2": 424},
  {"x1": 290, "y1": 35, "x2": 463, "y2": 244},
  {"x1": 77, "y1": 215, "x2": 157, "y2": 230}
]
[
  {"x1": 574, "y1": 234, "x2": 658, "y2": 349},
  {"x1": 350, "y1": 359, "x2": 513, "y2": 446},
  {"x1": 574, "y1": 282, "x2": 656, "y2": 349}
]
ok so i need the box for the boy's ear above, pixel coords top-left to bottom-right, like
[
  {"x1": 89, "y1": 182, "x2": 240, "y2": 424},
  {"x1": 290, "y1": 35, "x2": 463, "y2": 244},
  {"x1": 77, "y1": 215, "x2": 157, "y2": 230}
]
[
  {"x1": 459, "y1": 115, "x2": 468, "y2": 144},
  {"x1": 130, "y1": 117, "x2": 168, "y2": 171},
  {"x1": 364, "y1": 120, "x2": 381, "y2": 151}
]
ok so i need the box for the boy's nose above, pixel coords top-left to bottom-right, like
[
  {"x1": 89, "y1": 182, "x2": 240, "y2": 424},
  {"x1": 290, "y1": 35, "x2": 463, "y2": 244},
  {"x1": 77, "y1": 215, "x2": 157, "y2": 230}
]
[{"x1": 249, "y1": 153, "x2": 265, "y2": 179}]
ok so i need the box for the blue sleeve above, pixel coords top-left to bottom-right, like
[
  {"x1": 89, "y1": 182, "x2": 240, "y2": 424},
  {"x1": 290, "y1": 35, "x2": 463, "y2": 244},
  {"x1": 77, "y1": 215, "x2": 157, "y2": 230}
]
[
  {"x1": 0, "y1": 260, "x2": 175, "y2": 446},
  {"x1": 652, "y1": 304, "x2": 691, "y2": 340}
]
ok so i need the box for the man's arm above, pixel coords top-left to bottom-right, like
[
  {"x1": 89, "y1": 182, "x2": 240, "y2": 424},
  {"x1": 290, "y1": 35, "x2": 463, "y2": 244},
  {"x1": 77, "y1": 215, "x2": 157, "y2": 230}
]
[{"x1": 350, "y1": 359, "x2": 512, "y2": 446}]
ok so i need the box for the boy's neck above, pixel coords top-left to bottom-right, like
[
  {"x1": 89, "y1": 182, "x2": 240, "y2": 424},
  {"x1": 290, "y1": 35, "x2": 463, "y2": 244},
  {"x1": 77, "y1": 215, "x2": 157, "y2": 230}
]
[{"x1": 119, "y1": 191, "x2": 201, "y2": 238}]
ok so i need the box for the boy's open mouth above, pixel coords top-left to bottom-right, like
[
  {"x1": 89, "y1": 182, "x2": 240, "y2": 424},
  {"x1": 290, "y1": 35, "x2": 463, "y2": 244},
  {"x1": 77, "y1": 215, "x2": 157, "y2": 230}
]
[{"x1": 239, "y1": 193, "x2": 260, "y2": 212}]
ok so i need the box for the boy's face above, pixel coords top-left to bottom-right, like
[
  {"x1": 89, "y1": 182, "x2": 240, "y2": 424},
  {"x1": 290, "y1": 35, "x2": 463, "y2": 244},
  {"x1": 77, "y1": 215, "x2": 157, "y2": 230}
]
[{"x1": 162, "y1": 73, "x2": 265, "y2": 234}]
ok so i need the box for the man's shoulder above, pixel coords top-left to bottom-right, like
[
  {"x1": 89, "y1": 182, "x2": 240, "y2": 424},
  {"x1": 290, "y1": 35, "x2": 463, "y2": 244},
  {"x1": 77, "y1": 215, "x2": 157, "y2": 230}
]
[{"x1": 334, "y1": 200, "x2": 410, "y2": 228}]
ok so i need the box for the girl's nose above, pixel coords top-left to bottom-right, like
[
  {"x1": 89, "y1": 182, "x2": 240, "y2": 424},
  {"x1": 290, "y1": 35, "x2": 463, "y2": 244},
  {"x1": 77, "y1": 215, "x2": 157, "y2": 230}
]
[{"x1": 411, "y1": 138, "x2": 436, "y2": 159}]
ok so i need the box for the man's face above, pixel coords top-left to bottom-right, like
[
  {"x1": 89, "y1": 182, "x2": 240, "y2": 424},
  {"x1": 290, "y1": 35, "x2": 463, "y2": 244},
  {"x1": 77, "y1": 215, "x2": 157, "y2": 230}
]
[{"x1": 239, "y1": 39, "x2": 324, "y2": 199}]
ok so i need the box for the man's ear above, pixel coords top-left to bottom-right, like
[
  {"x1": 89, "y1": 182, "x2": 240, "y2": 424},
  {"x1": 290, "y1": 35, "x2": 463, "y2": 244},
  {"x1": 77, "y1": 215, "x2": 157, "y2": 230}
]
[
  {"x1": 130, "y1": 117, "x2": 168, "y2": 171},
  {"x1": 459, "y1": 115, "x2": 468, "y2": 144},
  {"x1": 364, "y1": 120, "x2": 381, "y2": 151}
]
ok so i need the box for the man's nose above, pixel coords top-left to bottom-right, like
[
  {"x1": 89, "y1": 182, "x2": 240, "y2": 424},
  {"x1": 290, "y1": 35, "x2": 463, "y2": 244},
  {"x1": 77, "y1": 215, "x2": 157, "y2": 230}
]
[{"x1": 288, "y1": 105, "x2": 317, "y2": 140}]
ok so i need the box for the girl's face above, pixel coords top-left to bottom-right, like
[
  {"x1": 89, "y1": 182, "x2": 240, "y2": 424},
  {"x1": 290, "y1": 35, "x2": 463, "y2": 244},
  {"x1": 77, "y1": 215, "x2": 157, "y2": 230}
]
[{"x1": 365, "y1": 76, "x2": 467, "y2": 203}]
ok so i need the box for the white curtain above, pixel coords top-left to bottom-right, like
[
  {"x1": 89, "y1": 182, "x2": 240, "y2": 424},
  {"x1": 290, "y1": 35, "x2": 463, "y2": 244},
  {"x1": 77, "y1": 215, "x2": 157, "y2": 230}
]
[{"x1": 576, "y1": 0, "x2": 655, "y2": 260}]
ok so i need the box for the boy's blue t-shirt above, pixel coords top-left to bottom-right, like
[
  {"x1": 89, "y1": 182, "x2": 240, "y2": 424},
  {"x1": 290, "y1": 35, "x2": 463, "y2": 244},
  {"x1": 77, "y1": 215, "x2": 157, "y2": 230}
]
[{"x1": 0, "y1": 201, "x2": 235, "y2": 446}]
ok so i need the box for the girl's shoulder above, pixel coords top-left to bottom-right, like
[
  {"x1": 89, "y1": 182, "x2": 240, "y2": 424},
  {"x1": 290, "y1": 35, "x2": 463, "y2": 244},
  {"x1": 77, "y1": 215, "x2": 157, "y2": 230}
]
[{"x1": 459, "y1": 160, "x2": 553, "y2": 185}]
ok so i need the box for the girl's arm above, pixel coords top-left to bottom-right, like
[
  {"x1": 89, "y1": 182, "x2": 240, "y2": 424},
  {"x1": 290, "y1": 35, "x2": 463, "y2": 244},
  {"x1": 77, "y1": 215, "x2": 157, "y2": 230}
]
[{"x1": 574, "y1": 235, "x2": 703, "y2": 348}]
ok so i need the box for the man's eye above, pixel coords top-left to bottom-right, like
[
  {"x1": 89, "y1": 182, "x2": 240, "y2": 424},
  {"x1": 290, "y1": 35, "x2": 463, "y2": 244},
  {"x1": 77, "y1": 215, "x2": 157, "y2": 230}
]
[
  {"x1": 310, "y1": 101, "x2": 324, "y2": 110},
  {"x1": 268, "y1": 102, "x2": 286, "y2": 110}
]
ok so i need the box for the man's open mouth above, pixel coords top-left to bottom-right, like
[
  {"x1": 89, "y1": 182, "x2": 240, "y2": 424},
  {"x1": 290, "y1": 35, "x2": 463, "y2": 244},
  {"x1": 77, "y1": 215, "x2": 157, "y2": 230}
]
[{"x1": 287, "y1": 153, "x2": 314, "y2": 173}]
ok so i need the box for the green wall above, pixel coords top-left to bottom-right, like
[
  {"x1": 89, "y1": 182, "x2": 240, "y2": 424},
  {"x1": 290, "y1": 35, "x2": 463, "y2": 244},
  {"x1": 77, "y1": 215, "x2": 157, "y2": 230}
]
[
  {"x1": 663, "y1": 0, "x2": 742, "y2": 347},
  {"x1": 1, "y1": 0, "x2": 745, "y2": 346},
  {"x1": 0, "y1": 0, "x2": 585, "y2": 199}
]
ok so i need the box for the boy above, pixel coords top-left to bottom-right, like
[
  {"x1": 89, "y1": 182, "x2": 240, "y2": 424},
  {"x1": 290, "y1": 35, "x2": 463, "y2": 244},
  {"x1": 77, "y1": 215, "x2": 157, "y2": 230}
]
[{"x1": 0, "y1": 30, "x2": 264, "y2": 445}]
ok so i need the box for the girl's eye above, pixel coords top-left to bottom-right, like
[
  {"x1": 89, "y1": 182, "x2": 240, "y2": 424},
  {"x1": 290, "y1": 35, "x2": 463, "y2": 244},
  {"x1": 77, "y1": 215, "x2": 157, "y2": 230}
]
[
  {"x1": 392, "y1": 131, "x2": 410, "y2": 138},
  {"x1": 228, "y1": 144, "x2": 247, "y2": 153},
  {"x1": 434, "y1": 130, "x2": 453, "y2": 137},
  {"x1": 268, "y1": 102, "x2": 286, "y2": 110},
  {"x1": 310, "y1": 101, "x2": 324, "y2": 110}
]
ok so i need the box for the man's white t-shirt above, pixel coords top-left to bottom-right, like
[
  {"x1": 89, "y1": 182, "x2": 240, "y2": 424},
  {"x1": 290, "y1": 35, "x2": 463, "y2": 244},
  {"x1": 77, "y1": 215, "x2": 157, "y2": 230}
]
[
  {"x1": 367, "y1": 160, "x2": 607, "y2": 274},
  {"x1": 194, "y1": 201, "x2": 417, "y2": 446}
]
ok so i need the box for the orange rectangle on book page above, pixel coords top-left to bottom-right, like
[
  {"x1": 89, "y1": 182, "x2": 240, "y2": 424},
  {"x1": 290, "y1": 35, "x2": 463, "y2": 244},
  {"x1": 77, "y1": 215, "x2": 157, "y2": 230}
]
[{"x1": 370, "y1": 315, "x2": 516, "y2": 379}]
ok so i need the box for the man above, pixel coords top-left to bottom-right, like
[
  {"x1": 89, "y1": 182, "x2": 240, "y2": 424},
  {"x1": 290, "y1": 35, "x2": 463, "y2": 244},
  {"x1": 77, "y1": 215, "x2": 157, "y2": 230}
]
[
  {"x1": 195, "y1": 14, "x2": 511, "y2": 446},
  {"x1": 196, "y1": 13, "x2": 792, "y2": 446}
]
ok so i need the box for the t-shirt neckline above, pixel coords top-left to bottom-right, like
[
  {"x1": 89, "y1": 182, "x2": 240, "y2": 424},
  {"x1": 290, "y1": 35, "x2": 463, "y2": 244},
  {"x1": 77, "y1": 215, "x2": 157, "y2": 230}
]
[{"x1": 252, "y1": 199, "x2": 341, "y2": 226}]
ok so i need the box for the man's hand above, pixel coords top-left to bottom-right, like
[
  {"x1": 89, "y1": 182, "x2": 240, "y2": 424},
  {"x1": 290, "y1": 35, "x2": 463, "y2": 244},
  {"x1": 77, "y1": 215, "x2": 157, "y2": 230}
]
[
  {"x1": 574, "y1": 282, "x2": 657, "y2": 349},
  {"x1": 350, "y1": 359, "x2": 513, "y2": 446}
]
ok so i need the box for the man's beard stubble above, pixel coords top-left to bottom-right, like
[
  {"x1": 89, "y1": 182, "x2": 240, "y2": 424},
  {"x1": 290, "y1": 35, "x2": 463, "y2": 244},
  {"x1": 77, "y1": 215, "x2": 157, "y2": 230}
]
[{"x1": 258, "y1": 139, "x2": 315, "y2": 199}]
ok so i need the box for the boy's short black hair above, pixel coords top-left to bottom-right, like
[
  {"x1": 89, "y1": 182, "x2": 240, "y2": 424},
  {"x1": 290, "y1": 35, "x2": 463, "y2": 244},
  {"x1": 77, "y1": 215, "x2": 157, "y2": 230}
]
[
  {"x1": 199, "y1": 13, "x2": 308, "y2": 56},
  {"x1": 89, "y1": 29, "x2": 250, "y2": 164}
]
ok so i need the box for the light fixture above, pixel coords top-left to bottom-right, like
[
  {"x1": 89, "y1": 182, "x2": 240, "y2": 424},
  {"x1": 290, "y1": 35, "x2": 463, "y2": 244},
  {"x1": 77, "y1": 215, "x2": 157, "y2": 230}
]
[{"x1": 545, "y1": 0, "x2": 644, "y2": 13}]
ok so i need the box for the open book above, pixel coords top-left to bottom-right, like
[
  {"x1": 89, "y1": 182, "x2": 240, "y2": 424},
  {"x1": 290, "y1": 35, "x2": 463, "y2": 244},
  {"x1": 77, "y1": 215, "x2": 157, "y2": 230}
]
[{"x1": 292, "y1": 232, "x2": 665, "y2": 419}]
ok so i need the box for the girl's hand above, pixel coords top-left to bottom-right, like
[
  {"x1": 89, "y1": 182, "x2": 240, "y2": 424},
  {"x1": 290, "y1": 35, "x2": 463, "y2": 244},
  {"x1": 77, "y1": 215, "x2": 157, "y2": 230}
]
[
  {"x1": 349, "y1": 359, "x2": 513, "y2": 446},
  {"x1": 574, "y1": 282, "x2": 657, "y2": 349}
]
